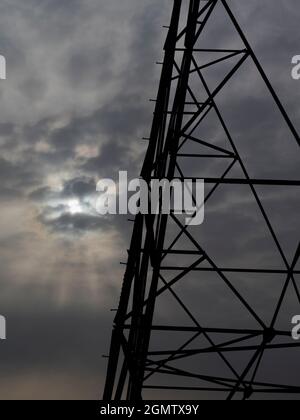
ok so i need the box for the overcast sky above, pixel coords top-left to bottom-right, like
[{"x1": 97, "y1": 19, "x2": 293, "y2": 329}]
[{"x1": 0, "y1": 0, "x2": 299, "y2": 400}]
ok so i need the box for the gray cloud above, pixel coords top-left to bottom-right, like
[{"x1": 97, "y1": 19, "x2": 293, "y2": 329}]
[{"x1": 0, "y1": 0, "x2": 298, "y2": 400}]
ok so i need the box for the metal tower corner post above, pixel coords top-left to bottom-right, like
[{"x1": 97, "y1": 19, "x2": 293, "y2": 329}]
[{"x1": 103, "y1": 0, "x2": 183, "y2": 401}]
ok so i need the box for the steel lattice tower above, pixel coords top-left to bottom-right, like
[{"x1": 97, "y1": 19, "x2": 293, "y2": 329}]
[{"x1": 103, "y1": 0, "x2": 300, "y2": 400}]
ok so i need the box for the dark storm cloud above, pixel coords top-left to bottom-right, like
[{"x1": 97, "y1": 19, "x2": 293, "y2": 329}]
[
  {"x1": 47, "y1": 93, "x2": 148, "y2": 155},
  {"x1": 82, "y1": 141, "x2": 129, "y2": 175},
  {"x1": 0, "y1": 122, "x2": 15, "y2": 137},
  {"x1": 39, "y1": 211, "x2": 103, "y2": 233},
  {"x1": 30, "y1": 176, "x2": 101, "y2": 234},
  {"x1": 63, "y1": 177, "x2": 96, "y2": 197},
  {"x1": 29, "y1": 186, "x2": 55, "y2": 201},
  {"x1": 30, "y1": 177, "x2": 97, "y2": 201},
  {"x1": 0, "y1": 0, "x2": 298, "y2": 400},
  {"x1": 0, "y1": 156, "x2": 37, "y2": 192}
]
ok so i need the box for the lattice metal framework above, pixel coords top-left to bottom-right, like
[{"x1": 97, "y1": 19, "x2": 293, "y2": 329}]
[{"x1": 103, "y1": 0, "x2": 300, "y2": 400}]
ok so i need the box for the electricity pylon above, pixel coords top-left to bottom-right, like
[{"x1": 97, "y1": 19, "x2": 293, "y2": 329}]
[{"x1": 103, "y1": 0, "x2": 300, "y2": 400}]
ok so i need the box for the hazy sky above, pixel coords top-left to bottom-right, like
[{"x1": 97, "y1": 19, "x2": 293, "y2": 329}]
[{"x1": 0, "y1": 0, "x2": 299, "y2": 399}]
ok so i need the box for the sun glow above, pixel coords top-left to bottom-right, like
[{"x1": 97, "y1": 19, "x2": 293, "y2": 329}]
[{"x1": 68, "y1": 199, "x2": 83, "y2": 215}]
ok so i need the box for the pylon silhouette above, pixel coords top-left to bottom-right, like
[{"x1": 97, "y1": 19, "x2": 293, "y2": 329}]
[{"x1": 103, "y1": 0, "x2": 300, "y2": 400}]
